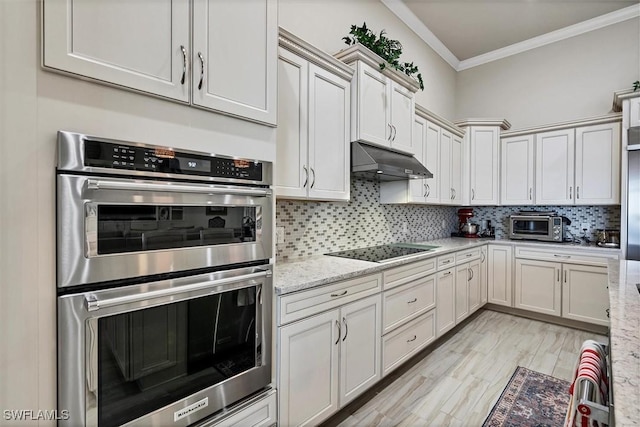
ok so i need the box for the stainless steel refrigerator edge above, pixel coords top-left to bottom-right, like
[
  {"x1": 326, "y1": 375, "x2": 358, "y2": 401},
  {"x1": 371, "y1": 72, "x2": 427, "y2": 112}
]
[{"x1": 627, "y1": 126, "x2": 640, "y2": 260}]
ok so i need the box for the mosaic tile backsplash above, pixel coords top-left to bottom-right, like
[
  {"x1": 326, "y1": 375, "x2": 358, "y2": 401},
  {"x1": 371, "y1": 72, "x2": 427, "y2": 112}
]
[{"x1": 275, "y1": 177, "x2": 621, "y2": 262}]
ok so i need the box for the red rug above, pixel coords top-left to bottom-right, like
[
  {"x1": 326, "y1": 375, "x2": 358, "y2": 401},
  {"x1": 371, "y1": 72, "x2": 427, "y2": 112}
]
[{"x1": 482, "y1": 366, "x2": 570, "y2": 427}]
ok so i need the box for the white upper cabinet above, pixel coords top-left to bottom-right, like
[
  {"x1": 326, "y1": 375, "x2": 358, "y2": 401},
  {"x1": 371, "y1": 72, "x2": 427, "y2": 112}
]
[
  {"x1": 408, "y1": 116, "x2": 428, "y2": 202},
  {"x1": 535, "y1": 129, "x2": 575, "y2": 205},
  {"x1": 631, "y1": 98, "x2": 640, "y2": 127},
  {"x1": 43, "y1": 0, "x2": 277, "y2": 125},
  {"x1": 468, "y1": 126, "x2": 500, "y2": 205},
  {"x1": 574, "y1": 122, "x2": 620, "y2": 205},
  {"x1": 43, "y1": 0, "x2": 190, "y2": 102},
  {"x1": 424, "y1": 120, "x2": 441, "y2": 203},
  {"x1": 192, "y1": 0, "x2": 277, "y2": 124},
  {"x1": 335, "y1": 45, "x2": 419, "y2": 155},
  {"x1": 451, "y1": 135, "x2": 463, "y2": 204},
  {"x1": 501, "y1": 135, "x2": 535, "y2": 205},
  {"x1": 439, "y1": 130, "x2": 453, "y2": 204},
  {"x1": 276, "y1": 30, "x2": 353, "y2": 201}
]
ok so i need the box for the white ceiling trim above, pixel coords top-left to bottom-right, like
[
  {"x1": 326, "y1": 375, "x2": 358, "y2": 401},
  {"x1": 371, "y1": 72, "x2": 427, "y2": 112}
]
[
  {"x1": 457, "y1": 4, "x2": 640, "y2": 71},
  {"x1": 380, "y1": 0, "x2": 460, "y2": 69},
  {"x1": 381, "y1": 1, "x2": 640, "y2": 72}
]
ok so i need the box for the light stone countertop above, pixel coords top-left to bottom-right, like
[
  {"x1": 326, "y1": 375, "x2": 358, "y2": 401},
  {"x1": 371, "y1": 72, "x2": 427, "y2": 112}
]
[
  {"x1": 274, "y1": 237, "x2": 620, "y2": 295},
  {"x1": 607, "y1": 260, "x2": 640, "y2": 427}
]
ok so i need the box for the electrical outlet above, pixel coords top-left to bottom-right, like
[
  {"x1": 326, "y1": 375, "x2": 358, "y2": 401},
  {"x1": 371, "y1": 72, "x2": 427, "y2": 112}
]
[
  {"x1": 276, "y1": 226, "x2": 285, "y2": 244},
  {"x1": 442, "y1": 219, "x2": 447, "y2": 228},
  {"x1": 581, "y1": 222, "x2": 590, "y2": 231},
  {"x1": 402, "y1": 222, "x2": 408, "y2": 233}
]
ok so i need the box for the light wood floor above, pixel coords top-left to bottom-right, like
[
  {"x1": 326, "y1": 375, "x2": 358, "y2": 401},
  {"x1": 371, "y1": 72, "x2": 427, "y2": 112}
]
[{"x1": 334, "y1": 310, "x2": 606, "y2": 427}]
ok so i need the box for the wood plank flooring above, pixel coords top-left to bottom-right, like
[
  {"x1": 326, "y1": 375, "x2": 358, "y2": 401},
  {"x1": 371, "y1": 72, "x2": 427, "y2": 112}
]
[{"x1": 334, "y1": 310, "x2": 606, "y2": 426}]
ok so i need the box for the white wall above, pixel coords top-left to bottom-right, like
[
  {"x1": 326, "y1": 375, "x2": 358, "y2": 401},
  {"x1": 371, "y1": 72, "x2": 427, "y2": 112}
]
[
  {"x1": 455, "y1": 18, "x2": 640, "y2": 129},
  {"x1": 279, "y1": 0, "x2": 458, "y2": 119}
]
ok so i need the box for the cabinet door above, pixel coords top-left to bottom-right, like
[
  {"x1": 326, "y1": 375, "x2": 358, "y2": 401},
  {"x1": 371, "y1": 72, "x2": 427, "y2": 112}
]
[
  {"x1": 535, "y1": 129, "x2": 575, "y2": 205},
  {"x1": 192, "y1": 0, "x2": 277, "y2": 125},
  {"x1": 514, "y1": 259, "x2": 561, "y2": 316},
  {"x1": 439, "y1": 130, "x2": 453, "y2": 204},
  {"x1": 469, "y1": 127, "x2": 500, "y2": 205},
  {"x1": 468, "y1": 260, "x2": 481, "y2": 314},
  {"x1": 406, "y1": 116, "x2": 427, "y2": 202},
  {"x1": 354, "y1": 62, "x2": 390, "y2": 146},
  {"x1": 480, "y1": 246, "x2": 488, "y2": 305},
  {"x1": 308, "y1": 64, "x2": 351, "y2": 201},
  {"x1": 339, "y1": 295, "x2": 382, "y2": 407},
  {"x1": 424, "y1": 121, "x2": 440, "y2": 203},
  {"x1": 279, "y1": 310, "x2": 339, "y2": 427},
  {"x1": 389, "y1": 82, "x2": 416, "y2": 155},
  {"x1": 43, "y1": 0, "x2": 190, "y2": 101},
  {"x1": 455, "y1": 263, "x2": 470, "y2": 323},
  {"x1": 451, "y1": 135, "x2": 463, "y2": 204},
  {"x1": 436, "y1": 268, "x2": 455, "y2": 337},
  {"x1": 488, "y1": 245, "x2": 513, "y2": 306},
  {"x1": 501, "y1": 135, "x2": 535, "y2": 205},
  {"x1": 275, "y1": 49, "x2": 309, "y2": 199},
  {"x1": 575, "y1": 123, "x2": 620, "y2": 205},
  {"x1": 562, "y1": 264, "x2": 609, "y2": 326}
]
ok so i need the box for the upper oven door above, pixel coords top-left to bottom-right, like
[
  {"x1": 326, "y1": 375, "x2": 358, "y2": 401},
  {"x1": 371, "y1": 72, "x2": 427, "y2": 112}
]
[{"x1": 57, "y1": 174, "x2": 273, "y2": 288}]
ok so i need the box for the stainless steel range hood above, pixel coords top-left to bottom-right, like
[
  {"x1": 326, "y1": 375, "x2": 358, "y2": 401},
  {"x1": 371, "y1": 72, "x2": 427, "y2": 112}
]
[{"x1": 351, "y1": 142, "x2": 433, "y2": 181}]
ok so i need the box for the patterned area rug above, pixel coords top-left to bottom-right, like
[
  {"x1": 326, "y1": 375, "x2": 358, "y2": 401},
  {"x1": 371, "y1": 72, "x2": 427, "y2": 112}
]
[{"x1": 482, "y1": 366, "x2": 571, "y2": 427}]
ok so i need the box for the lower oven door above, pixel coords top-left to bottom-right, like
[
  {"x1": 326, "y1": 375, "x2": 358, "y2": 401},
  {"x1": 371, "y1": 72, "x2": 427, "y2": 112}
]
[
  {"x1": 58, "y1": 265, "x2": 272, "y2": 427},
  {"x1": 57, "y1": 174, "x2": 273, "y2": 288}
]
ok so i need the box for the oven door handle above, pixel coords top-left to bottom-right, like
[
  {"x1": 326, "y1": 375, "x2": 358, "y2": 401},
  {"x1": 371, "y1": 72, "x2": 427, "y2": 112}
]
[
  {"x1": 85, "y1": 270, "x2": 270, "y2": 312},
  {"x1": 86, "y1": 179, "x2": 271, "y2": 197}
]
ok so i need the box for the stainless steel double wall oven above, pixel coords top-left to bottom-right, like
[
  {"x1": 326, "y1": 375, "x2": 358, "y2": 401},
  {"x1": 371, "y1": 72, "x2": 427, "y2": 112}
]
[{"x1": 56, "y1": 131, "x2": 274, "y2": 427}]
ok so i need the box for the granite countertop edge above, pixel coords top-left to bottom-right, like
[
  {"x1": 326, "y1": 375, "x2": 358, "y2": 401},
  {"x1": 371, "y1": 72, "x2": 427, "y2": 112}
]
[
  {"x1": 274, "y1": 237, "x2": 620, "y2": 295},
  {"x1": 606, "y1": 259, "x2": 640, "y2": 427}
]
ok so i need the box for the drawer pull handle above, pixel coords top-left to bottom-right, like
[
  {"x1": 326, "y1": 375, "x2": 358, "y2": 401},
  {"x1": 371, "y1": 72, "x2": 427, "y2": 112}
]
[
  {"x1": 442, "y1": 260, "x2": 451, "y2": 264},
  {"x1": 407, "y1": 298, "x2": 418, "y2": 304},
  {"x1": 466, "y1": 253, "x2": 472, "y2": 257},
  {"x1": 407, "y1": 335, "x2": 417, "y2": 343},
  {"x1": 443, "y1": 271, "x2": 451, "y2": 276},
  {"x1": 330, "y1": 290, "x2": 348, "y2": 297},
  {"x1": 553, "y1": 254, "x2": 571, "y2": 259}
]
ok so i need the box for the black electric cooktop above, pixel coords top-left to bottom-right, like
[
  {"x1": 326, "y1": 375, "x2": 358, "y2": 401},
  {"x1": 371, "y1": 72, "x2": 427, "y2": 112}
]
[{"x1": 325, "y1": 244, "x2": 436, "y2": 263}]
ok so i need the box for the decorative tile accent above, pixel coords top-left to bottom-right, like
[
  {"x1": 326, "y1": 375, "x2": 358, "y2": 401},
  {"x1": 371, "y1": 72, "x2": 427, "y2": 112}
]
[
  {"x1": 275, "y1": 177, "x2": 621, "y2": 262},
  {"x1": 471, "y1": 205, "x2": 621, "y2": 240},
  {"x1": 276, "y1": 178, "x2": 458, "y2": 262}
]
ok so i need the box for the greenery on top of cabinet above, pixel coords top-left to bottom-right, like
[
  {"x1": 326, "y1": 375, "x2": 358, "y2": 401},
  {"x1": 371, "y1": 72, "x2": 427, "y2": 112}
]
[{"x1": 343, "y1": 22, "x2": 424, "y2": 90}]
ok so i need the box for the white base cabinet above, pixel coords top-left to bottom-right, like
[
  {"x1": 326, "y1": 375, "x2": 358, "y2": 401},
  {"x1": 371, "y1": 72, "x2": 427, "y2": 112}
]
[
  {"x1": 278, "y1": 294, "x2": 381, "y2": 426},
  {"x1": 514, "y1": 259, "x2": 561, "y2": 316},
  {"x1": 562, "y1": 264, "x2": 609, "y2": 326},
  {"x1": 487, "y1": 245, "x2": 513, "y2": 307},
  {"x1": 436, "y1": 267, "x2": 456, "y2": 337}
]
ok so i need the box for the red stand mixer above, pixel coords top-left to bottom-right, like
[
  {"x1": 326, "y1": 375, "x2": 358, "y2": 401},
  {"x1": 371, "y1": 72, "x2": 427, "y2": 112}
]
[{"x1": 457, "y1": 208, "x2": 479, "y2": 237}]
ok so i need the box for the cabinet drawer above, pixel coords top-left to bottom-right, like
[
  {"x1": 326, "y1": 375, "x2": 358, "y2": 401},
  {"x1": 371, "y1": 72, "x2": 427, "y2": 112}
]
[
  {"x1": 437, "y1": 254, "x2": 455, "y2": 270},
  {"x1": 455, "y1": 248, "x2": 481, "y2": 264},
  {"x1": 514, "y1": 246, "x2": 618, "y2": 267},
  {"x1": 383, "y1": 257, "x2": 436, "y2": 290},
  {"x1": 383, "y1": 274, "x2": 435, "y2": 334},
  {"x1": 382, "y1": 310, "x2": 435, "y2": 376},
  {"x1": 278, "y1": 274, "x2": 382, "y2": 325},
  {"x1": 205, "y1": 390, "x2": 277, "y2": 427}
]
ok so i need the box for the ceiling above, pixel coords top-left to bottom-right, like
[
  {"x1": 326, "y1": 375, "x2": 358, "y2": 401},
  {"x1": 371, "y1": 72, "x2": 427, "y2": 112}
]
[{"x1": 382, "y1": 0, "x2": 640, "y2": 70}]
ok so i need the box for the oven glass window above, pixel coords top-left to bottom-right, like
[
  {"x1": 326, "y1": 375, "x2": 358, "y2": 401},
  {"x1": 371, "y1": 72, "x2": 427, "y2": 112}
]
[
  {"x1": 97, "y1": 287, "x2": 259, "y2": 427},
  {"x1": 93, "y1": 205, "x2": 258, "y2": 254},
  {"x1": 512, "y1": 220, "x2": 549, "y2": 235}
]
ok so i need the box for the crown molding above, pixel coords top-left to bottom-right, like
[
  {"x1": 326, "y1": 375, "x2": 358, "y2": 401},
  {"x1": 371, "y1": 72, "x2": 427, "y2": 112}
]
[
  {"x1": 612, "y1": 88, "x2": 640, "y2": 112},
  {"x1": 379, "y1": 0, "x2": 460, "y2": 70},
  {"x1": 454, "y1": 118, "x2": 511, "y2": 131},
  {"x1": 381, "y1": 1, "x2": 640, "y2": 72},
  {"x1": 279, "y1": 28, "x2": 355, "y2": 81},
  {"x1": 415, "y1": 104, "x2": 465, "y2": 137},
  {"x1": 457, "y1": 4, "x2": 640, "y2": 71},
  {"x1": 501, "y1": 113, "x2": 622, "y2": 138}
]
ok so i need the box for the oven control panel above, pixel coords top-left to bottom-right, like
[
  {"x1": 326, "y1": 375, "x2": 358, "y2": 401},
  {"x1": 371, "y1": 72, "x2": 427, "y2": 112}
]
[{"x1": 83, "y1": 139, "x2": 263, "y2": 181}]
